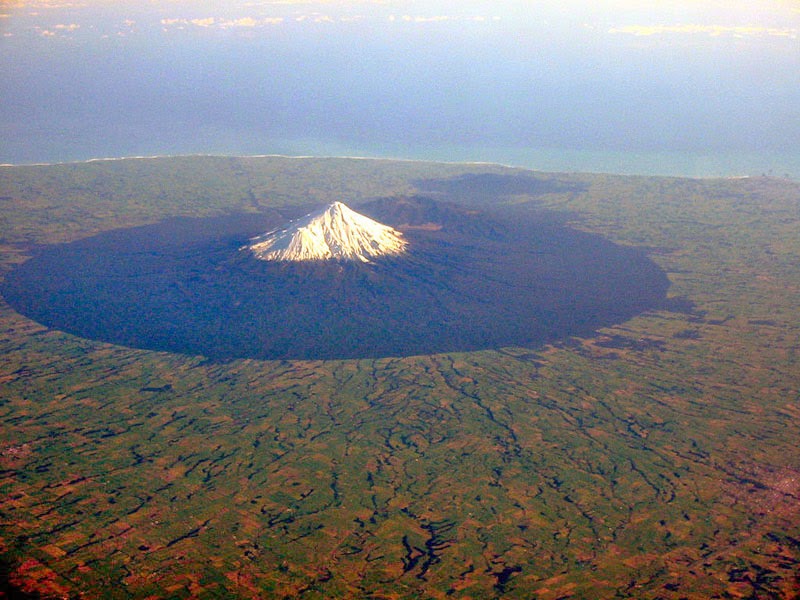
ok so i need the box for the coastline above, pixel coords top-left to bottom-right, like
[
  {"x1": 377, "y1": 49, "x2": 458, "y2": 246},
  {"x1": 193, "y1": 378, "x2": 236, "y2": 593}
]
[{"x1": 2, "y1": 147, "x2": 798, "y2": 180}]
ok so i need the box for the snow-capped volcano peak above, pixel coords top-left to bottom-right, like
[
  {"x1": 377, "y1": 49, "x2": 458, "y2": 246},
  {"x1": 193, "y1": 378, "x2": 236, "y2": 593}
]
[{"x1": 244, "y1": 201, "x2": 407, "y2": 262}]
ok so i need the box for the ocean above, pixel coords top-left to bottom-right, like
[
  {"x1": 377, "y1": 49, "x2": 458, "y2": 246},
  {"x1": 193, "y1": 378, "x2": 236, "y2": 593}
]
[{"x1": 2, "y1": 6, "x2": 799, "y2": 179}]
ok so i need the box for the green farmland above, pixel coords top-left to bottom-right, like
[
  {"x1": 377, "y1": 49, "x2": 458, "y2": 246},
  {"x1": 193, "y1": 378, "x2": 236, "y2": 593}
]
[{"x1": 1, "y1": 156, "x2": 799, "y2": 598}]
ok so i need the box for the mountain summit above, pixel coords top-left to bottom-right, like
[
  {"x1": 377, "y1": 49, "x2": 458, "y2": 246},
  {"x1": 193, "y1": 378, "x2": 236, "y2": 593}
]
[{"x1": 244, "y1": 201, "x2": 407, "y2": 262}]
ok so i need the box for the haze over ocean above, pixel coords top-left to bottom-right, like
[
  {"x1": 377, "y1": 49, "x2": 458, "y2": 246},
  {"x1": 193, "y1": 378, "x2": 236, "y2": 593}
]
[{"x1": 2, "y1": 1, "x2": 798, "y2": 178}]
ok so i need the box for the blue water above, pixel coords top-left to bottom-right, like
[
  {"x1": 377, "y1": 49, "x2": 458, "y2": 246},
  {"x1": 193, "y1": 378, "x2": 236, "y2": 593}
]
[{"x1": 2, "y1": 7, "x2": 799, "y2": 178}]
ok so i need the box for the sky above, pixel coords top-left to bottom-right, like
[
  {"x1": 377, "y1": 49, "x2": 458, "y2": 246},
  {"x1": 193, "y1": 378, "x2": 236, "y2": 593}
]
[{"x1": 1, "y1": 1, "x2": 799, "y2": 175}]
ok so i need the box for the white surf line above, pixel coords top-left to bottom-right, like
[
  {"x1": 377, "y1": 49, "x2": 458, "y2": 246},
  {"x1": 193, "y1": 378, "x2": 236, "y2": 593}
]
[{"x1": 0, "y1": 152, "x2": 545, "y2": 175}]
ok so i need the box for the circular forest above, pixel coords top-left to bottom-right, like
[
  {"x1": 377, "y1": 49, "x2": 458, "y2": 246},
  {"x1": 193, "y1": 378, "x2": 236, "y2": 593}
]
[{"x1": 2, "y1": 196, "x2": 672, "y2": 361}]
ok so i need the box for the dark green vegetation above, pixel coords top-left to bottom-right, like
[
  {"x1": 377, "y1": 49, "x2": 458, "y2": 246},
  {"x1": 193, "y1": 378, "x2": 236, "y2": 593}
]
[
  {"x1": 1, "y1": 196, "x2": 670, "y2": 361},
  {"x1": 1, "y1": 156, "x2": 799, "y2": 598}
]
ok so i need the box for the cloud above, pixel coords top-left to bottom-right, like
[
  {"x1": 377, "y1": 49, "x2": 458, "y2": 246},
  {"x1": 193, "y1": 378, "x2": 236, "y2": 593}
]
[
  {"x1": 608, "y1": 23, "x2": 798, "y2": 38},
  {"x1": 295, "y1": 14, "x2": 334, "y2": 23},
  {"x1": 32, "y1": 23, "x2": 78, "y2": 37},
  {"x1": 403, "y1": 15, "x2": 451, "y2": 23},
  {"x1": 191, "y1": 17, "x2": 216, "y2": 27},
  {"x1": 161, "y1": 16, "x2": 285, "y2": 29},
  {"x1": 221, "y1": 17, "x2": 265, "y2": 27},
  {"x1": 5, "y1": 1, "x2": 88, "y2": 7},
  {"x1": 388, "y1": 14, "x2": 499, "y2": 24}
]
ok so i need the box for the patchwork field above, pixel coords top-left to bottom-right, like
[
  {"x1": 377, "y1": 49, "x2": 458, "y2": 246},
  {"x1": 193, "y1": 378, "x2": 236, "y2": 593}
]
[{"x1": 1, "y1": 156, "x2": 799, "y2": 598}]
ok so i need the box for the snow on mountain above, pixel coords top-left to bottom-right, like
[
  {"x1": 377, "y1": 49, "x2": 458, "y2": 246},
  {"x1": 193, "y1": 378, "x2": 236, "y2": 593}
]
[{"x1": 244, "y1": 201, "x2": 407, "y2": 262}]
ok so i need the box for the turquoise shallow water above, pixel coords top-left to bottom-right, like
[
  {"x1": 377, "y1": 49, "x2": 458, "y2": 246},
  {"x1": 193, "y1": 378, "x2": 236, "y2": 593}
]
[
  {"x1": 260, "y1": 140, "x2": 800, "y2": 179},
  {"x1": 4, "y1": 132, "x2": 798, "y2": 180}
]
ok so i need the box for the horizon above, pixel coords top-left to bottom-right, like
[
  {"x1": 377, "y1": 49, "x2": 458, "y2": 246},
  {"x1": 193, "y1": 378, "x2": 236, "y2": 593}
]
[{"x1": 1, "y1": 1, "x2": 799, "y2": 176}]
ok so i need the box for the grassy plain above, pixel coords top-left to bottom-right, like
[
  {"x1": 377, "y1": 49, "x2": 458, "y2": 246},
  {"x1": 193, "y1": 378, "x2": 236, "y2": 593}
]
[{"x1": 1, "y1": 156, "x2": 799, "y2": 598}]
